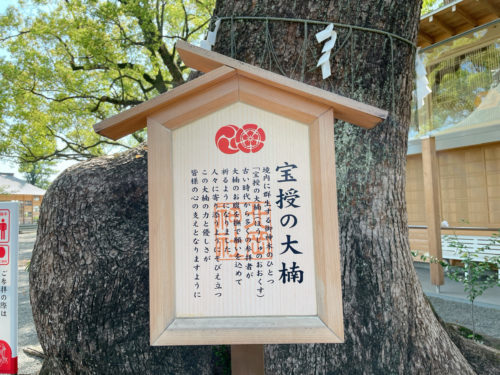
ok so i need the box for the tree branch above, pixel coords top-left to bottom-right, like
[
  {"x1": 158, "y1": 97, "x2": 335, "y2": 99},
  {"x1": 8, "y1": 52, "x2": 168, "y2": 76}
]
[
  {"x1": 132, "y1": 131, "x2": 145, "y2": 143},
  {"x1": 16, "y1": 126, "x2": 131, "y2": 164},
  {"x1": 22, "y1": 84, "x2": 142, "y2": 108},
  {"x1": 157, "y1": 43, "x2": 185, "y2": 88},
  {"x1": 0, "y1": 29, "x2": 31, "y2": 42},
  {"x1": 118, "y1": 0, "x2": 185, "y2": 90},
  {"x1": 181, "y1": 0, "x2": 189, "y2": 40}
]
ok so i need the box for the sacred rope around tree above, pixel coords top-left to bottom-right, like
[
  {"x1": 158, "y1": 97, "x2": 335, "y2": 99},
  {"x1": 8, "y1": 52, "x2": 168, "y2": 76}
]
[{"x1": 206, "y1": 16, "x2": 417, "y2": 114}]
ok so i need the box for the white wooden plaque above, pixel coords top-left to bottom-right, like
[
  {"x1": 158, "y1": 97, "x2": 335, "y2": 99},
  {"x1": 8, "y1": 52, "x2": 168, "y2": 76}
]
[
  {"x1": 148, "y1": 99, "x2": 344, "y2": 345},
  {"x1": 173, "y1": 102, "x2": 317, "y2": 317}
]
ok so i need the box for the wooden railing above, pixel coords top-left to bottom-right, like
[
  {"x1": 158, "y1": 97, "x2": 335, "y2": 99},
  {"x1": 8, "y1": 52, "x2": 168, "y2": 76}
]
[
  {"x1": 410, "y1": 225, "x2": 500, "y2": 280},
  {"x1": 409, "y1": 225, "x2": 500, "y2": 254}
]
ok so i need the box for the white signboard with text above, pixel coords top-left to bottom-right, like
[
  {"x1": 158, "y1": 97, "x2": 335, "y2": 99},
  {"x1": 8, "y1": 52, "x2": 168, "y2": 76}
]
[
  {"x1": 0, "y1": 202, "x2": 18, "y2": 374},
  {"x1": 173, "y1": 102, "x2": 317, "y2": 318}
]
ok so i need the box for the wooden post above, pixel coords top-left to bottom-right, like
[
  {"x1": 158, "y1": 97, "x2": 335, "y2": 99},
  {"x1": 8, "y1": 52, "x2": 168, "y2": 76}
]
[
  {"x1": 231, "y1": 345, "x2": 264, "y2": 375},
  {"x1": 421, "y1": 136, "x2": 444, "y2": 286}
]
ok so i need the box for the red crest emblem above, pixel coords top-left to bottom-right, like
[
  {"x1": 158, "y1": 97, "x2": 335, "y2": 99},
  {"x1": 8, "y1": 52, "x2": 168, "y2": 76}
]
[{"x1": 215, "y1": 124, "x2": 265, "y2": 154}]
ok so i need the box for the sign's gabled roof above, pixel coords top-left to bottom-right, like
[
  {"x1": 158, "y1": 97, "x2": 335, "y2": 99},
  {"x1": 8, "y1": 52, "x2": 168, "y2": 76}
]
[
  {"x1": 94, "y1": 66, "x2": 237, "y2": 140},
  {"x1": 94, "y1": 41, "x2": 388, "y2": 140},
  {"x1": 176, "y1": 41, "x2": 387, "y2": 127}
]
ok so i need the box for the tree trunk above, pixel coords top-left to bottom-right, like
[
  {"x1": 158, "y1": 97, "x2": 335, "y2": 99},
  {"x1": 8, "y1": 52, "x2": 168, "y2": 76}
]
[
  {"x1": 211, "y1": 0, "x2": 476, "y2": 373},
  {"x1": 29, "y1": 145, "x2": 228, "y2": 374}
]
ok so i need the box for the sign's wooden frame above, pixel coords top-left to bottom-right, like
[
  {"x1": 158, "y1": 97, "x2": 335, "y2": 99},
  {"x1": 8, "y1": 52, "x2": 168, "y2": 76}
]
[
  {"x1": 148, "y1": 108, "x2": 343, "y2": 345},
  {"x1": 93, "y1": 41, "x2": 388, "y2": 346}
]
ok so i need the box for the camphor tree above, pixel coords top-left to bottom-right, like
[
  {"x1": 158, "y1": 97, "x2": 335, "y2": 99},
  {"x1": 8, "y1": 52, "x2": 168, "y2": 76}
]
[
  {"x1": 0, "y1": 0, "x2": 213, "y2": 169},
  {"x1": 25, "y1": 0, "x2": 499, "y2": 374}
]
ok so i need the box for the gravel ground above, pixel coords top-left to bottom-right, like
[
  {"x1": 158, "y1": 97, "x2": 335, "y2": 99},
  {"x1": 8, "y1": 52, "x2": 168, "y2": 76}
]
[
  {"x1": 415, "y1": 262, "x2": 500, "y2": 339},
  {"x1": 428, "y1": 296, "x2": 500, "y2": 339}
]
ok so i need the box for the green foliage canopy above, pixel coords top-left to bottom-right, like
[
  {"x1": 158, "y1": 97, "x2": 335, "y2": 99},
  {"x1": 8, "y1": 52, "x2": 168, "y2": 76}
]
[
  {"x1": 421, "y1": 0, "x2": 444, "y2": 15},
  {"x1": 0, "y1": 0, "x2": 214, "y2": 170},
  {"x1": 22, "y1": 160, "x2": 54, "y2": 189}
]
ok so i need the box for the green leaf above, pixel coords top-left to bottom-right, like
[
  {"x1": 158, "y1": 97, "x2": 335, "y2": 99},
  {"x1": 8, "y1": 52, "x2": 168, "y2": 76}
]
[{"x1": 0, "y1": 0, "x2": 215, "y2": 170}]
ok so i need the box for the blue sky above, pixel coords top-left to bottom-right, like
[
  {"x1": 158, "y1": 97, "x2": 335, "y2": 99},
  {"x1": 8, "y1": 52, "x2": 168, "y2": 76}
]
[{"x1": 0, "y1": 0, "x2": 17, "y2": 12}]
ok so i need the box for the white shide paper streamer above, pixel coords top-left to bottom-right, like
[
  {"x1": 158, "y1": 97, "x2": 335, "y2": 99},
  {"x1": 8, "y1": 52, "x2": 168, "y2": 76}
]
[
  {"x1": 315, "y1": 23, "x2": 337, "y2": 80},
  {"x1": 414, "y1": 50, "x2": 431, "y2": 109},
  {"x1": 200, "y1": 18, "x2": 221, "y2": 51}
]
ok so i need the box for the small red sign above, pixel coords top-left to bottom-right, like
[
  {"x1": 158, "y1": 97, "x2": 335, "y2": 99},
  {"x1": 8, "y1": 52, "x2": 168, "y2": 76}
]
[
  {"x1": 0, "y1": 245, "x2": 9, "y2": 266},
  {"x1": 0, "y1": 210, "x2": 10, "y2": 243},
  {"x1": 215, "y1": 124, "x2": 266, "y2": 154},
  {"x1": 0, "y1": 340, "x2": 17, "y2": 374}
]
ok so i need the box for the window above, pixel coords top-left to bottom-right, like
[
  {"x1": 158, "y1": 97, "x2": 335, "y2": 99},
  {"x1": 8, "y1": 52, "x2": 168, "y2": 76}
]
[{"x1": 411, "y1": 24, "x2": 500, "y2": 138}]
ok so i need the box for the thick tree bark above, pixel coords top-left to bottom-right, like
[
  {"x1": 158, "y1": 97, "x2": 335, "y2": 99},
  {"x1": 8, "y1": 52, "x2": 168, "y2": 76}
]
[
  {"x1": 443, "y1": 322, "x2": 500, "y2": 374},
  {"x1": 29, "y1": 145, "x2": 228, "y2": 374},
  {"x1": 211, "y1": 1, "x2": 476, "y2": 373}
]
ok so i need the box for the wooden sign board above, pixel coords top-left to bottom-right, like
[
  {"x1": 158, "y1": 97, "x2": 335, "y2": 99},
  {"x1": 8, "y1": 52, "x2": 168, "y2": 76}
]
[
  {"x1": 149, "y1": 104, "x2": 341, "y2": 345},
  {"x1": 94, "y1": 41, "x2": 387, "y2": 346}
]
